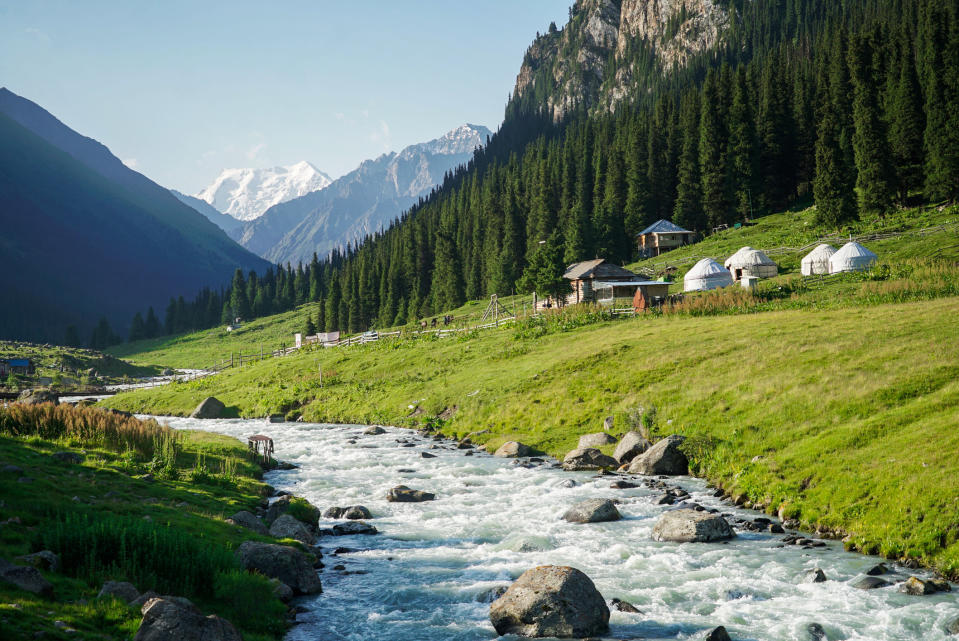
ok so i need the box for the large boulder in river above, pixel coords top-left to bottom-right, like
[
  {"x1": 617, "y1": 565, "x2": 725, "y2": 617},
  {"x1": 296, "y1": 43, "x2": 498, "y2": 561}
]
[
  {"x1": 226, "y1": 510, "x2": 269, "y2": 535},
  {"x1": 269, "y1": 514, "x2": 315, "y2": 544},
  {"x1": 134, "y1": 597, "x2": 241, "y2": 641},
  {"x1": 494, "y1": 441, "x2": 533, "y2": 458},
  {"x1": 386, "y1": 485, "x2": 435, "y2": 502},
  {"x1": 577, "y1": 432, "x2": 617, "y2": 448},
  {"x1": 651, "y1": 509, "x2": 734, "y2": 543},
  {"x1": 344, "y1": 505, "x2": 372, "y2": 520},
  {"x1": 703, "y1": 627, "x2": 732, "y2": 641},
  {"x1": 17, "y1": 389, "x2": 58, "y2": 405},
  {"x1": 627, "y1": 435, "x2": 688, "y2": 475},
  {"x1": 489, "y1": 565, "x2": 609, "y2": 638},
  {"x1": 234, "y1": 542, "x2": 322, "y2": 595},
  {"x1": 562, "y1": 448, "x2": 618, "y2": 471},
  {"x1": 0, "y1": 558, "x2": 53, "y2": 597},
  {"x1": 613, "y1": 431, "x2": 652, "y2": 464},
  {"x1": 562, "y1": 499, "x2": 621, "y2": 524},
  {"x1": 189, "y1": 397, "x2": 225, "y2": 419}
]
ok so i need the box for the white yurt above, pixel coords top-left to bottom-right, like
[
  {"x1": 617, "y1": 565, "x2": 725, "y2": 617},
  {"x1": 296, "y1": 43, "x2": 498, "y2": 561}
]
[
  {"x1": 800, "y1": 243, "x2": 837, "y2": 276},
  {"x1": 684, "y1": 258, "x2": 734, "y2": 292},
  {"x1": 724, "y1": 246, "x2": 779, "y2": 280},
  {"x1": 828, "y1": 241, "x2": 877, "y2": 274}
]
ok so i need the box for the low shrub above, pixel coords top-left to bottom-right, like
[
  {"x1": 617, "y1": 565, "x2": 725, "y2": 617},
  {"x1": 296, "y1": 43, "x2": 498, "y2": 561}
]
[{"x1": 212, "y1": 570, "x2": 288, "y2": 636}]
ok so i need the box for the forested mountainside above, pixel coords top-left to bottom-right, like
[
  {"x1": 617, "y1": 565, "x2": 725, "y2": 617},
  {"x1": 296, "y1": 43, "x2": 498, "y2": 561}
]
[
  {"x1": 0, "y1": 90, "x2": 271, "y2": 344},
  {"x1": 132, "y1": 0, "x2": 959, "y2": 338}
]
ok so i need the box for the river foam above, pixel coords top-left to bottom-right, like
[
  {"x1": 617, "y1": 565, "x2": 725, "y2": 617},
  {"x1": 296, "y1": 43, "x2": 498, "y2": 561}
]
[{"x1": 157, "y1": 417, "x2": 959, "y2": 640}]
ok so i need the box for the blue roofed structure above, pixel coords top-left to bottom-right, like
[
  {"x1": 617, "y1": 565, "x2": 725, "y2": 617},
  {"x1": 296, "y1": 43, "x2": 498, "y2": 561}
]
[{"x1": 636, "y1": 219, "x2": 697, "y2": 258}]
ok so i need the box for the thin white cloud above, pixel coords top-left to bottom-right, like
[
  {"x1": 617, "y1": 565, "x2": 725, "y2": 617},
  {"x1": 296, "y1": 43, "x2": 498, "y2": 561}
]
[
  {"x1": 369, "y1": 120, "x2": 392, "y2": 151},
  {"x1": 24, "y1": 27, "x2": 51, "y2": 45},
  {"x1": 245, "y1": 142, "x2": 266, "y2": 161}
]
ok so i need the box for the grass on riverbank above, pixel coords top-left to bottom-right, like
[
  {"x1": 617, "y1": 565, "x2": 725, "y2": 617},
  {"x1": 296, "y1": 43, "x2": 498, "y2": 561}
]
[
  {"x1": 0, "y1": 405, "x2": 292, "y2": 641},
  {"x1": 104, "y1": 294, "x2": 959, "y2": 579},
  {"x1": 0, "y1": 342, "x2": 158, "y2": 390}
]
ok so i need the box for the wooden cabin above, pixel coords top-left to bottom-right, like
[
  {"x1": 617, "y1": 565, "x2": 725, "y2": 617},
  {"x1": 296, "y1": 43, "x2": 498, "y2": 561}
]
[
  {"x1": 593, "y1": 280, "x2": 672, "y2": 312},
  {"x1": 562, "y1": 259, "x2": 640, "y2": 306},
  {"x1": 6, "y1": 359, "x2": 35, "y2": 376},
  {"x1": 636, "y1": 220, "x2": 697, "y2": 258}
]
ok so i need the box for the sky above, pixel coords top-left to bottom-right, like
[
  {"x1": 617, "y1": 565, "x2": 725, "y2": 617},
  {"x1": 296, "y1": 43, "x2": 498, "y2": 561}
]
[{"x1": 0, "y1": 1, "x2": 570, "y2": 193}]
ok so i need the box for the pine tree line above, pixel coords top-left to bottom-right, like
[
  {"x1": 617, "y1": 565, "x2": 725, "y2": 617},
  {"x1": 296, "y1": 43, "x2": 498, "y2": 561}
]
[{"x1": 120, "y1": 0, "x2": 959, "y2": 345}]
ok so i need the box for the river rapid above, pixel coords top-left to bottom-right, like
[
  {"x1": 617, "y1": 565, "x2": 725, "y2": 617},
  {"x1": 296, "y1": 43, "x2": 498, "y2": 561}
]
[{"x1": 158, "y1": 417, "x2": 959, "y2": 641}]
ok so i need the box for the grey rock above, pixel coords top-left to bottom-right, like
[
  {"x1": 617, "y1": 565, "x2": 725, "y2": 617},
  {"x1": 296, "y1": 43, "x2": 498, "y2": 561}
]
[
  {"x1": 343, "y1": 505, "x2": 372, "y2": 520},
  {"x1": 494, "y1": 441, "x2": 532, "y2": 458},
  {"x1": 130, "y1": 590, "x2": 160, "y2": 608},
  {"x1": 51, "y1": 452, "x2": 83, "y2": 464},
  {"x1": 947, "y1": 616, "x2": 959, "y2": 635},
  {"x1": 703, "y1": 626, "x2": 732, "y2": 641},
  {"x1": 189, "y1": 397, "x2": 225, "y2": 419},
  {"x1": 264, "y1": 494, "x2": 321, "y2": 525},
  {"x1": 421, "y1": 452, "x2": 436, "y2": 458},
  {"x1": 476, "y1": 585, "x2": 509, "y2": 603},
  {"x1": 898, "y1": 576, "x2": 941, "y2": 595},
  {"x1": 865, "y1": 563, "x2": 888, "y2": 576},
  {"x1": 577, "y1": 432, "x2": 617, "y2": 448},
  {"x1": 562, "y1": 499, "x2": 621, "y2": 524},
  {"x1": 0, "y1": 558, "x2": 53, "y2": 597},
  {"x1": 269, "y1": 514, "x2": 315, "y2": 545},
  {"x1": 235, "y1": 542, "x2": 322, "y2": 595},
  {"x1": 627, "y1": 435, "x2": 688, "y2": 475},
  {"x1": 489, "y1": 565, "x2": 609, "y2": 638},
  {"x1": 225, "y1": 510, "x2": 269, "y2": 535},
  {"x1": 603, "y1": 416, "x2": 614, "y2": 431},
  {"x1": 612, "y1": 431, "x2": 652, "y2": 464},
  {"x1": 161, "y1": 368, "x2": 174, "y2": 376},
  {"x1": 134, "y1": 597, "x2": 241, "y2": 641},
  {"x1": 98, "y1": 580, "x2": 140, "y2": 604},
  {"x1": 323, "y1": 507, "x2": 346, "y2": 519},
  {"x1": 806, "y1": 623, "x2": 827, "y2": 641},
  {"x1": 15, "y1": 551, "x2": 59, "y2": 573},
  {"x1": 1, "y1": 464, "x2": 23, "y2": 474},
  {"x1": 610, "y1": 598, "x2": 641, "y2": 613},
  {"x1": 363, "y1": 426, "x2": 385, "y2": 435},
  {"x1": 803, "y1": 568, "x2": 827, "y2": 584},
  {"x1": 851, "y1": 576, "x2": 890, "y2": 590},
  {"x1": 270, "y1": 579, "x2": 293, "y2": 602},
  {"x1": 651, "y1": 509, "x2": 734, "y2": 543},
  {"x1": 386, "y1": 485, "x2": 435, "y2": 502},
  {"x1": 17, "y1": 389, "x2": 58, "y2": 405},
  {"x1": 331, "y1": 522, "x2": 378, "y2": 536},
  {"x1": 562, "y1": 448, "x2": 618, "y2": 471}
]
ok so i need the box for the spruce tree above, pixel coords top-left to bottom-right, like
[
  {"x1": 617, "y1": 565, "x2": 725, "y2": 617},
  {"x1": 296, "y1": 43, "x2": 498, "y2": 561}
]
[
  {"x1": 64, "y1": 325, "x2": 80, "y2": 347},
  {"x1": 729, "y1": 66, "x2": 760, "y2": 220},
  {"x1": 229, "y1": 268, "x2": 251, "y2": 321},
  {"x1": 814, "y1": 106, "x2": 858, "y2": 228},
  {"x1": 305, "y1": 312, "x2": 317, "y2": 337},
  {"x1": 699, "y1": 70, "x2": 731, "y2": 228},
  {"x1": 128, "y1": 312, "x2": 145, "y2": 343},
  {"x1": 144, "y1": 307, "x2": 159, "y2": 338},
  {"x1": 922, "y1": 2, "x2": 959, "y2": 201},
  {"x1": 673, "y1": 92, "x2": 704, "y2": 231},
  {"x1": 888, "y1": 37, "x2": 925, "y2": 201}
]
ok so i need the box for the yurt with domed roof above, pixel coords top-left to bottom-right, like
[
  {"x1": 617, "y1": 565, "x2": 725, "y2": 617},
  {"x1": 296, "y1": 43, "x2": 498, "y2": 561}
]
[
  {"x1": 828, "y1": 241, "x2": 877, "y2": 274},
  {"x1": 683, "y1": 258, "x2": 734, "y2": 292},
  {"x1": 724, "y1": 246, "x2": 778, "y2": 281},
  {"x1": 801, "y1": 244, "x2": 837, "y2": 275}
]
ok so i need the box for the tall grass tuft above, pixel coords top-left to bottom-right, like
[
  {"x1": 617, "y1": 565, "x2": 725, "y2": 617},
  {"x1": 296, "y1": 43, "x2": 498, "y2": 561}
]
[{"x1": 0, "y1": 404, "x2": 173, "y2": 458}]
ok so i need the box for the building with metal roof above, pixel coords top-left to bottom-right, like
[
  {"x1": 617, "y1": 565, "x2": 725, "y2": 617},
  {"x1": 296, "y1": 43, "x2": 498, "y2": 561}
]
[
  {"x1": 561, "y1": 259, "x2": 640, "y2": 306},
  {"x1": 636, "y1": 219, "x2": 697, "y2": 258}
]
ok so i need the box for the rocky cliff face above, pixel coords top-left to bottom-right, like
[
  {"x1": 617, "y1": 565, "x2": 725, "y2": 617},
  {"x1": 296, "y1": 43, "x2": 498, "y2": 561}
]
[{"x1": 513, "y1": 0, "x2": 729, "y2": 121}]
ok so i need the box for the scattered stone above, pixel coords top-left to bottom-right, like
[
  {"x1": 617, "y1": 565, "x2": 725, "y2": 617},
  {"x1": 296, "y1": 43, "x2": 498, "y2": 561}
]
[
  {"x1": 627, "y1": 435, "x2": 688, "y2": 476},
  {"x1": 558, "y1": 479, "x2": 578, "y2": 488},
  {"x1": 947, "y1": 616, "x2": 959, "y2": 635},
  {"x1": 610, "y1": 598, "x2": 641, "y2": 613},
  {"x1": 225, "y1": 511, "x2": 269, "y2": 536},
  {"x1": 577, "y1": 432, "x2": 617, "y2": 448},
  {"x1": 651, "y1": 509, "x2": 735, "y2": 543},
  {"x1": 17, "y1": 476, "x2": 33, "y2": 483},
  {"x1": 386, "y1": 485, "x2": 435, "y2": 502},
  {"x1": 494, "y1": 441, "x2": 533, "y2": 458},
  {"x1": 344, "y1": 506, "x2": 372, "y2": 520},
  {"x1": 98, "y1": 581, "x2": 140, "y2": 604},
  {"x1": 276, "y1": 461, "x2": 297, "y2": 470},
  {"x1": 1, "y1": 465, "x2": 23, "y2": 475},
  {"x1": 15, "y1": 551, "x2": 59, "y2": 573},
  {"x1": 851, "y1": 576, "x2": 890, "y2": 590},
  {"x1": 603, "y1": 416, "x2": 614, "y2": 432},
  {"x1": 421, "y1": 452, "x2": 437, "y2": 459},
  {"x1": 806, "y1": 623, "x2": 826, "y2": 641},
  {"x1": 268, "y1": 414, "x2": 285, "y2": 423},
  {"x1": 161, "y1": 368, "x2": 174, "y2": 376},
  {"x1": 397, "y1": 468, "x2": 416, "y2": 473},
  {"x1": 612, "y1": 431, "x2": 652, "y2": 464},
  {"x1": 476, "y1": 585, "x2": 509, "y2": 603},
  {"x1": 51, "y1": 452, "x2": 83, "y2": 464},
  {"x1": 561, "y1": 448, "x2": 618, "y2": 471},
  {"x1": 331, "y1": 522, "x2": 378, "y2": 536},
  {"x1": 0, "y1": 558, "x2": 53, "y2": 597},
  {"x1": 898, "y1": 576, "x2": 942, "y2": 596},
  {"x1": 323, "y1": 507, "x2": 346, "y2": 519},
  {"x1": 271, "y1": 580, "x2": 293, "y2": 602},
  {"x1": 489, "y1": 565, "x2": 609, "y2": 638},
  {"x1": 130, "y1": 591, "x2": 160, "y2": 608},
  {"x1": 364, "y1": 426, "x2": 386, "y2": 435},
  {"x1": 234, "y1": 542, "x2": 322, "y2": 595},
  {"x1": 865, "y1": 563, "x2": 888, "y2": 576},
  {"x1": 269, "y1": 514, "x2": 315, "y2": 545},
  {"x1": 703, "y1": 626, "x2": 732, "y2": 641},
  {"x1": 134, "y1": 597, "x2": 241, "y2": 641},
  {"x1": 562, "y1": 499, "x2": 621, "y2": 524},
  {"x1": 769, "y1": 523, "x2": 785, "y2": 534},
  {"x1": 17, "y1": 389, "x2": 58, "y2": 406},
  {"x1": 609, "y1": 480, "x2": 638, "y2": 489},
  {"x1": 802, "y1": 568, "x2": 827, "y2": 584},
  {"x1": 189, "y1": 397, "x2": 225, "y2": 419}
]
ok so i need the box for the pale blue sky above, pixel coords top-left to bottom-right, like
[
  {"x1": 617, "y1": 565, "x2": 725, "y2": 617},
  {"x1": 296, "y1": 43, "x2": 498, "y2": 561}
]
[{"x1": 0, "y1": 1, "x2": 569, "y2": 193}]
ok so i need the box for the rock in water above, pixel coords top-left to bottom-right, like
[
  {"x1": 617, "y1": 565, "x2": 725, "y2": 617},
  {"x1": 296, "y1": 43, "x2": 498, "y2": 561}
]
[
  {"x1": 98, "y1": 580, "x2": 140, "y2": 604},
  {"x1": 269, "y1": 514, "x2": 315, "y2": 545},
  {"x1": 562, "y1": 448, "x2": 618, "y2": 471},
  {"x1": 494, "y1": 441, "x2": 533, "y2": 458},
  {"x1": 703, "y1": 626, "x2": 732, "y2": 641},
  {"x1": 0, "y1": 558, "x2": 53, "y2": 597},
  {"x1": 651, "y1": 509, "x2": 735, "y2": 543},
  {"x1": 17, "y1": 389, "x2": 58, "y2": 405},
  {"x1": 343, "y1": 505, "x2": 372, "y2": 519},
  {"x1": 898, "y1": 576, "x2": 940, "y2": 595},
  {"x1": 134, "y1": 597, "x2": 241, "y2": 641},
  {"x1": 489, "y1": 565, "x2": 609, "y2": 638},
  {"x1": 612, "y1": 431, "x2": 651, "y2": 464},
  {"x1": 386, "y1": 485, "x2": 435, "y2": 502},
  {"x1": 806, "y1": 623, "x2": 827, "y2": 640},
  {"x1": 562, "y1": 499, "x2": 621, "y2": 524},
  {"x1": 802, "y1": 568, "x2": 827, "y2": 584},
  {"x1": 947, "y1": 616, "x2": 959, "y2": 635},
  {"x1": 610, "y1": 598, "x2": 641, "y2": 613},
  {"x1": 577, "y1": 432, "x2": 617, "y2": 448},
  {"x1": 331, "y1": 522, "x2": 378, "y2": 536},
  {"x1": 226, "y1": 510, "x2": 269, "y2": 535},
  {"x1": 189, "y1": 397, "x2": 225, "y2": 419},
  {"x1": 234, "y1": 542, "x2": 322, "y2": 595},
  {"x1": 627, "y1": 435, "x2": 688, "y2": 475},
  {"x1": 851, "y1": 576, "x2": 890, "y2": 590},
  {"x1": 364, "y1": 426, "x2": 385, "y2": 435}
]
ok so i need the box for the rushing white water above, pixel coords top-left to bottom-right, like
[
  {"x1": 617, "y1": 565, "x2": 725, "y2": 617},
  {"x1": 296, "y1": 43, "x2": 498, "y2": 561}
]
[{"x1": 158, "y1": 417, "x2": 959, "y2": 640}]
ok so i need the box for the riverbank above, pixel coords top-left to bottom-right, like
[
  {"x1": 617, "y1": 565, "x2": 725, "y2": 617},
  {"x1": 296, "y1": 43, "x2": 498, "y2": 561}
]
[
  {"x1": 0, "y1": 404, "x2": 305, "y2": 640},
  {"x1": 102, "y1": 296, "x2": 959, "y2": 580}
]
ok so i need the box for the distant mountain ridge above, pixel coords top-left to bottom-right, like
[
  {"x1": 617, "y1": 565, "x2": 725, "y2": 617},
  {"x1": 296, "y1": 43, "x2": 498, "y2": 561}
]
[
  {"x1": 170, "y1": 189, "x2": 244, "y2": 235},
  {"x1": 237, "y1": 123, "x2": 492, "y2": 265},
  {"x1": 0, "y1": 88, "x2": 271, "y2": 343},
  {"x1": 195, "y1": 161, "x2": 333, "y2": 222}
]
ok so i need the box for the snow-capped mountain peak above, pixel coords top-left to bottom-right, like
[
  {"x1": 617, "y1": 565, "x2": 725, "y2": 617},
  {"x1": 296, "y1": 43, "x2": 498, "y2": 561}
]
[{"x1": 195, "y1": 161, "x2": 332, "y2": 221}]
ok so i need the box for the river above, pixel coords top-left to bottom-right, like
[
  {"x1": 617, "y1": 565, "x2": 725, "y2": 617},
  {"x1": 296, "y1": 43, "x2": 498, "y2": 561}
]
[{"x1": 158, "y1": 416, "x2": 958, "y2": 641}]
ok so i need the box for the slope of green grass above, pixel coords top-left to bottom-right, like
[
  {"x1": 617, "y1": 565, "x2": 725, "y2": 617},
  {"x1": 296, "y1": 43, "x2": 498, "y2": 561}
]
[
  {"x1": 0, "y1": 342, "x2": 157, "y2": 385},
  {"x1": 103, "y1": 293, "x2": 959, "y2": 578}
]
